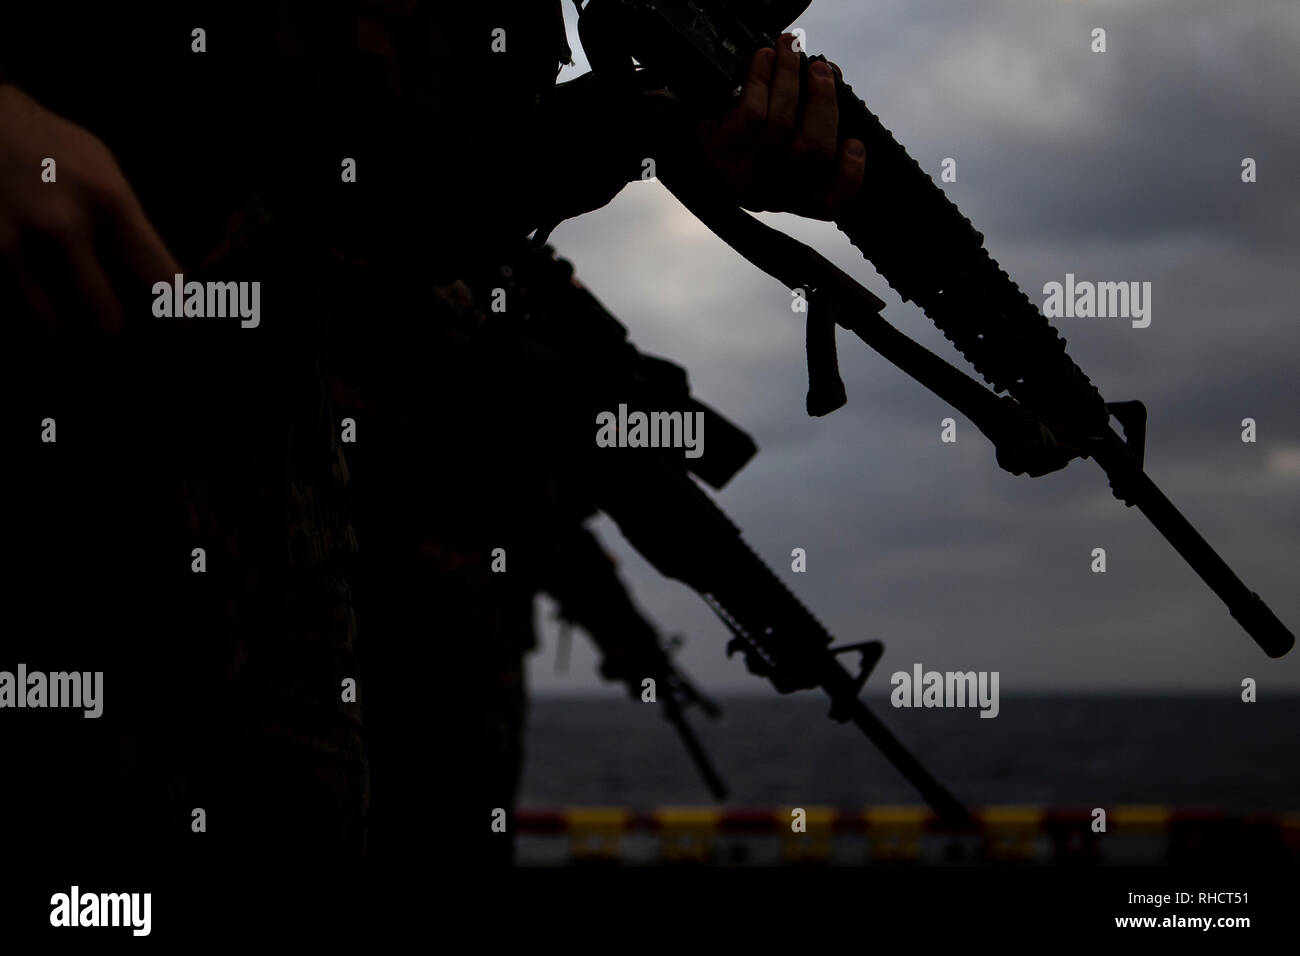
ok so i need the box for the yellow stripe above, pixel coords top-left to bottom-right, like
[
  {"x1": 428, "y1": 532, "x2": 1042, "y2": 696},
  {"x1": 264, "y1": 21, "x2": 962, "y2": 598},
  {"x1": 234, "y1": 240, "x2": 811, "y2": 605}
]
[
  {"x1": 980, "y1": 805, "x2": 1045, "y2": 827},
  {"x1": 864, "y1": 806, "x2": 929, "y2": 826},
  {"x1": 654, "y1": 807, "x2": 723, "y2": 828},
  {"x1": 564, "y1": 807, "x2": 631, "y2": 828},
  {"x1": 565, "y1": 807, "x2": 629, "y2": 860},
  {"x1": 1112, "y1": 805, "x2": 1171, "y2": 828},
  {"x1": 781, "y1": 807, "x2": 835, "y2": 862},
  {"x1": 864, "y1": 806, "x2": 925, "y2": 861},
  {"x1": 656, "y1": 807, "x2": 719, "y2": 862}
]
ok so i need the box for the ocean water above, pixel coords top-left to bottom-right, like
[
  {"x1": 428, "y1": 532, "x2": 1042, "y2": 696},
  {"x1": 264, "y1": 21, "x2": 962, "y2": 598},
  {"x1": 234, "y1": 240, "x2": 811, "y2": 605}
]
[{"x1": 519, "y1": 694, "x2": 1300, "y2": 810}]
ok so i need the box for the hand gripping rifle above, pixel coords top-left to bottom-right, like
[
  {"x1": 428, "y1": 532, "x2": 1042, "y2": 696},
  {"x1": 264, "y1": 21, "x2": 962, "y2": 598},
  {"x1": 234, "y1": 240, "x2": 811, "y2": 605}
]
[
  {"x1": 573, "y1": 0, "x2": 1294, "y2": 659},
  {"x1": 474, "y1": 240, "x2": 971, "y2": 825}
]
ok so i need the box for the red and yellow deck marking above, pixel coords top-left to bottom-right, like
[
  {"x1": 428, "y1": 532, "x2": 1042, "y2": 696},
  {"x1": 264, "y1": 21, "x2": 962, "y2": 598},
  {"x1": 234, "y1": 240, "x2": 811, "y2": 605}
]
[
  {"x1": 979, "y1": 806, "x2": 1045, "y2": 861},
  {"x1": 564, "y1": 808, "x2": 631, "y2": 861},
  {"x1": 864, "y1": 805, "x2": 931, "y2": 861},
  {"x1": 654, "y1": 807, "x2": 722, "y2": 863}
]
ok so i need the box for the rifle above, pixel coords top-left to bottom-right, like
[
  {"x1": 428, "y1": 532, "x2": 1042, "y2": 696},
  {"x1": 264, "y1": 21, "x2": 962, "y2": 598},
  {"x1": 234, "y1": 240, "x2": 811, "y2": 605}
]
[
  {"x1": 596, "y1": 447, "x2": 971, "y2": 825},
  {"x1": 573, "y1": 0, "x2": 1294, "y2": 660},
  {"x1": 472, "y1": 240, "x2": 971, "y2": 825},
  {"x1": 542, "y1": 520, "x2": 729, "y2": 800}
]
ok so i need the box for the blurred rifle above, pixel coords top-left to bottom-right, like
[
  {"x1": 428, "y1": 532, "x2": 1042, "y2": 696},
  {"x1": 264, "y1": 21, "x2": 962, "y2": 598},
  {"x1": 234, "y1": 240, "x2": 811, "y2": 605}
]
[
  {"x1": 573, "y1": 0, "x2": 1294, "y2": 660},
  {"x1": 543, "y1": 521, "x2": 729, "y2": 800},
  {"x1": 472, "y1": 240, "x2": 970, "y2": 825}
]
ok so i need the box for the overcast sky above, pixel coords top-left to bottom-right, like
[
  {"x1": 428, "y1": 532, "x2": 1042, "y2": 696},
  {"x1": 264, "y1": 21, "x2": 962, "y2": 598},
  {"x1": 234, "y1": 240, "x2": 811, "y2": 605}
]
[{"x1": 529, "y1": 0, "x2": 1299, "y2": 694}]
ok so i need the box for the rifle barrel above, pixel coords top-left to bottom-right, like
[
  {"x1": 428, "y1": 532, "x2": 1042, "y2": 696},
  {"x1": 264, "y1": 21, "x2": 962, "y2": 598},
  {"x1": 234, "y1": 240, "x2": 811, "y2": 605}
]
[
  {"x1": 1093, "y1": 435, "x2": 1295, "y2": 658},
  {"x1": 663, "y1": 699, "x2": 730, "y2": 801},
  {"x1": 846, "y1": 700, "x2": 970, "y2": 828}
]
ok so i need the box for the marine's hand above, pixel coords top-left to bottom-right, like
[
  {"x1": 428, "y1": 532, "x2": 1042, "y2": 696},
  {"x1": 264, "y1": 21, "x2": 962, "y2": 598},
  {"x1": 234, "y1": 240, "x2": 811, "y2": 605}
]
[
  {"x1": 0, "y1": 83, "x2": 179, "y2": 331},
  {"x1": 692, "y1": 35, "x2": 866, "y2": 220}
]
